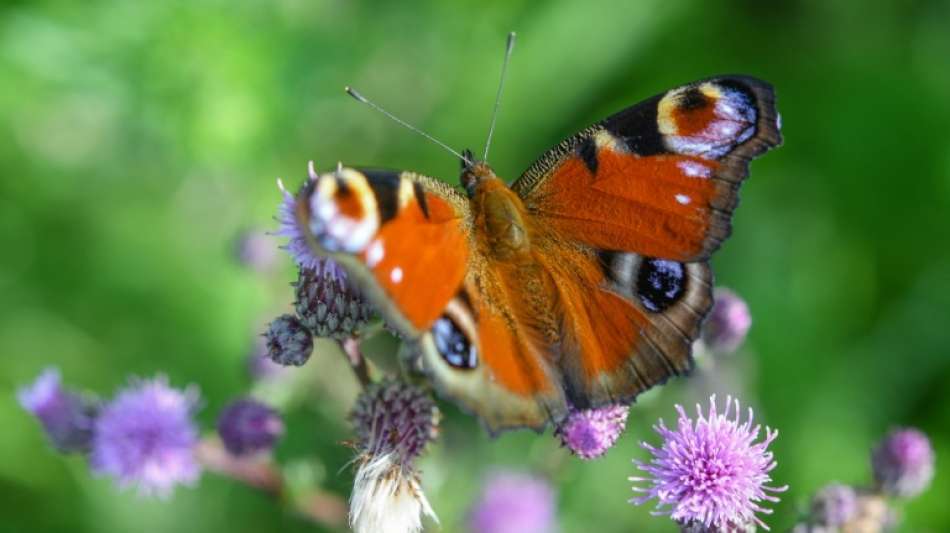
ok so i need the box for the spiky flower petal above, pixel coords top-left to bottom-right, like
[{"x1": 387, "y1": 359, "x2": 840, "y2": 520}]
[
  {"x1": 90, "y1": 376, "x2": 201, "y2": 498},
  {"x1": 468, "y1": 471, "x2": 557, "y2": 533},
  {"x1": 555, "y1": 404, "x2": 629, "y2": 460},
  {"x1": 871, "y1": 427, "x2": 935, "y2": 498},
  {"x1": 18, "y1": 367, "x2": 96, "y2": 453},
  {"x1": 630, "y1": 395, "x2": 787, "y2": 531}
]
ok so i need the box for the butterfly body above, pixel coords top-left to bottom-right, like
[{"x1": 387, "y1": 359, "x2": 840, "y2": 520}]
[{"x1": 296, "y1": 75, "x2": 781, "y2": 433}]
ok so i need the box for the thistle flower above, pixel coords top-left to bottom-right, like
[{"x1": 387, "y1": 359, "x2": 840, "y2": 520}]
[
  {"x1": 276, "y1": 173, "x2": 329, "y2": 272},
  {"x1": 630, "y1": 395, "x2": 787, "y2": 531},
  {"x1": 468, "y1": 471, "x2": 557, "y2": 533},
  {"x1": 217, "y1": 398, "x2": 284, "y2": 456},
  {"x1": 555, "y1": 404, "x2": 629, "y2": 460},
  {"x1": 294, "y1": 263, "x2": 373, "y2": 340},
  {"x1": 871, "y1": 427, "x2": 934, "y2": 498},
  {"x1": 18, "y1": 367, "x2": 96, "y2": 453},
  {"x1": 810, "y1": 483, "x2": 858, "y2": 527},
  {"x1": 264, "y1": 314, "x2": 314, "y2": 366},
  {"x1": 702, "y1": 289, "x2": 752, "y2": 353},
  {"x1": 348, "y1": 380, "x2": 440, "y2": 533},
  {"x1": 90, "y1": 375, "x2": 201, "y2": 498}
]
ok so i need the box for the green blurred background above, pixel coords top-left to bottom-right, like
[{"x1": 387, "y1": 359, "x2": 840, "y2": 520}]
[{"x1": 2, "y1": 0, "x2": 948, "y2": 531}]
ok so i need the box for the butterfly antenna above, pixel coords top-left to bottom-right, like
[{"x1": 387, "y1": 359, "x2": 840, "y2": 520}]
[
  {"x1": 345, "y1": 86, "x2": 473, "y2": 166},
  {"x1": 483, "y1": 31, "x2": 516, "y2": 162}
]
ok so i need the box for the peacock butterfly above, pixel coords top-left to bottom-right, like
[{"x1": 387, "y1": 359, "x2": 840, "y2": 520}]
[{"x1": 293, "y1": 51, "x2": 781, "y2": 433}]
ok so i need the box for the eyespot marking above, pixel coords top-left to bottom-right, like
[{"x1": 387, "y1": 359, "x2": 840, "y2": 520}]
[
  {"x1": 307, "y1": 167, "x2": 380, "y2": 253},
  {"x1": 636, "y1": 258, "x2": 686, "y2": 312},
  {"x1": 657, "y1": 81, "x2": 758, "y2": 159},
  {"x1": 433, "y1": 315, "x2": 477, "y2": 369}
]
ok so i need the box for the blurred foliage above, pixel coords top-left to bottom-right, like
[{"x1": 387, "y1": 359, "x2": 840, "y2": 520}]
[{"x1": 2, "y1": 0, "x2": 949, "y2": 531}]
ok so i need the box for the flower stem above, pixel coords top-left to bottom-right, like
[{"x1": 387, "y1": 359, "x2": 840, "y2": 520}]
[{"x1": 341, "y1": 337, "x2": 372, "y2": 388}]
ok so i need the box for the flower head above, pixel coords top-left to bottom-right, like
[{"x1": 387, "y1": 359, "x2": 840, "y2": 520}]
[
  {"x1": 348, "y1": 380, "x2": 440, "y2": 533},
  {"x1": 276, "y1": 174, "x2": 332, "y2": 272},
  {"x1": 630, "y1": 395, "x2": 787, "y2": 531},
  {"x1": 810, "y1": 483, "x2": 858, "y2": 527},
  {"x1": 90, "y1": 375, "x2": 201, "y2": 498},
  {"x1": 294, "y1": 263, "x2": 373, "y2": 340},
  {"x1": 217, "y1": 398, "x2": 284, "y2": 456},
  {"x1": 350, "y1": 379, "x2": 439, "y2": 464},
  {"x1": 468, "y1": 471, "x2": 557, "y2": 533},
  {"x1": 871, "y1": 427, "x2": 934, "y2": 498},
  {"x1": 18, "y1": 367, "x2": 97, "y2": 453},
  {"x1": 702, "y1": 289, "x2": 752, "y2": 353},
  {"x1": 555, "y1": 404, "x2": 629, "y2": 460},
  {"x1": 264, "y1": 314, "x2": 314, "y2": 367}
]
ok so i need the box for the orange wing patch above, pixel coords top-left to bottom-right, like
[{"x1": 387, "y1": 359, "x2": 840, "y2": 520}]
[
  {"x1": 536, "y1": 147, "x2": 722, "y2": 261},
  {"x1": 363, "y1": 191, "x2": 469, "y2": 331}
]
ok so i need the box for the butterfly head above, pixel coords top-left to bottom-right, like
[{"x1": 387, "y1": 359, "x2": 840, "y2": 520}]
[{"x1": 460, "y1": 149, "x2": 500, "y2": 198}]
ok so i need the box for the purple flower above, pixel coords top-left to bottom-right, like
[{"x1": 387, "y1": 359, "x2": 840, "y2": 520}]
[
  {"x1": 276, "y1": 170, "x2": 348, "y2": 276},
  {"x1": 702, "y1": 289, "x2": 752, "y2": 353},
  {"x1": 871, "y1": 427, "x2": 935, "y2": 498},
  {"x1": 555, "y1": 404, "x2": 629, "y2": 460},
  {"x1": 217, "y1": 398, "x2": 284, "y2": 456},
  {"x1": 350, "y1": 379, "x2": 439, "y2": 464},
  {"x1": 810, "y1": 483, "x2": 858, "y2": 527},
  {"x1": 630, "y1": 395, "x2": 787, "y2": 531},
  {"x1": 90, "y1": 375, "x2": 201, "y2": 498},
  {"x1": 468, "y1": 471, "x2": 557, "y2": 533},
  {"x1": 18, "y1": 367, "x2": 96, "y2": 453}
]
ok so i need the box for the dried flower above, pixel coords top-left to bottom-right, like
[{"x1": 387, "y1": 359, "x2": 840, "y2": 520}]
[
  {"x1": 468, "y1": 471, "x2": 557, "y2": 533},
  {"x1": 294, "y1": 263, "x2": 373, "y2": 340},
  {"x1": 217, "y1": 398, "x2": 284, "y2": 456},
  {"x1": 555, "y1": 404, "x2": 629, "y2": 460},
  {"x1": 18, "y1": 367, "x2": 97, "y2": 453},
  {"x1": 348, "y1": 380, "x2": 440, "y2": 533},
  {"x1": 702, "y1": 289, "x2": 752, "y2": 353},
  {"x1": 90, "y1": 375, "x2": 201, "y2": 498},
  {"x1": 630, "y1": 395, "x2": 787, "y2": 531},
  {"x1": 871, "y1": 427, "x2": 934, "y2": 498},
  {"x1": 810, "y1": 483, "x2": 858, "y2": 527},
  {"x1": 264, "y1": 314, "x2": 314, "y2": 366}
]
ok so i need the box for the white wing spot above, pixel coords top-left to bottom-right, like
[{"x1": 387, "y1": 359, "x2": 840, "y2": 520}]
[
  {"x1": 675, "y1": 194, "x2": 691, "y2": 205},
  {"x1": 390, "y1": 267, "x2": 403, "y2": 283},
  {"x1": 366, "y1": 239, "x2": 384, "y2": 267},
  {"x1": 677, "y1": 160, "x2": 711, "y2": 179}
]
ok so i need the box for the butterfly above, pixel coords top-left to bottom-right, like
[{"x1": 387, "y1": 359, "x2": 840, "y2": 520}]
[{"x1": 294, "y1": 74, "x2": 781, "y2": 434}]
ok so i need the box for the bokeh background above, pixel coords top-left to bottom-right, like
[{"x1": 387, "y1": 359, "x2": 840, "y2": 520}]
[{"x1": 2, "y1": 0, "x2": 948, "y2": 531}]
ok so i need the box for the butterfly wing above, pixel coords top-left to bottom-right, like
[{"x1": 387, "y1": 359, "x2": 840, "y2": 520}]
[
  {"x1": 296, "y1": 167, "x2": 565, "y2": 431},
  {"x1": 513, "y1": 75, "x2": 780, "y2": 408}
]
